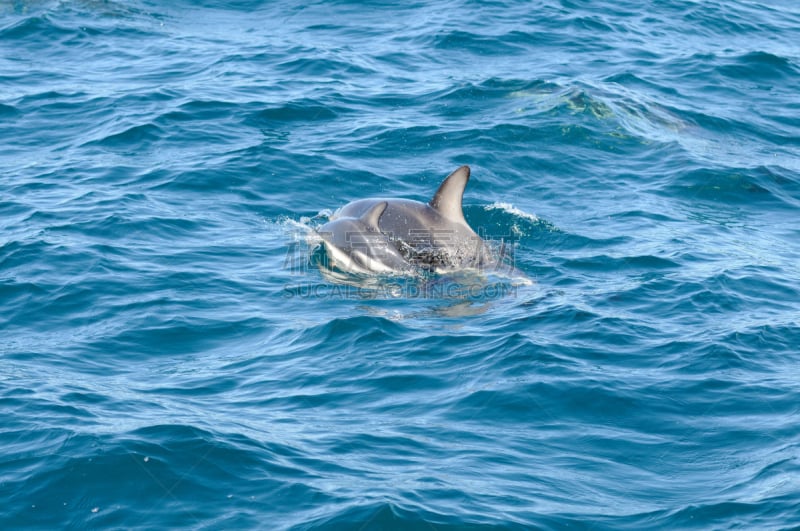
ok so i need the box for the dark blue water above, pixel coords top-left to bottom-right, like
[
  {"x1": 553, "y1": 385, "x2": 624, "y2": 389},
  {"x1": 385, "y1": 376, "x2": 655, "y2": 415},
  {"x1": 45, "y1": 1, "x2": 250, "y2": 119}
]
[{"x1": 2, "y1": 1, "x2": 800, "y2": 529}]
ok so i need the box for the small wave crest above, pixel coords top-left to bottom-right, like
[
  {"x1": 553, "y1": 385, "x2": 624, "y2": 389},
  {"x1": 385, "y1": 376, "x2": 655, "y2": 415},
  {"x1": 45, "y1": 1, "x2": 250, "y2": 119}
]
[{"x1": 484, "y1": 202, "x2": 538, "y2": 222}]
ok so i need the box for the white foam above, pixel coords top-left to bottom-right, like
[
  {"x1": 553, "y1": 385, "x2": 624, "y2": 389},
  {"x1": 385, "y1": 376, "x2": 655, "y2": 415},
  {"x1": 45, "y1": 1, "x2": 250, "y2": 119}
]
[{"x1": 484, "y1": 202, "x2": 539, "y2": 222}]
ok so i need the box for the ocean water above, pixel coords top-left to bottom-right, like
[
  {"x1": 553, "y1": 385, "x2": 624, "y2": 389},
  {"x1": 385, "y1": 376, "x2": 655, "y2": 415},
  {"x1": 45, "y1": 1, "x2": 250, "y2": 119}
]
[{"x1": 2, "y1": 0, "x2": 800, "y2": 528}]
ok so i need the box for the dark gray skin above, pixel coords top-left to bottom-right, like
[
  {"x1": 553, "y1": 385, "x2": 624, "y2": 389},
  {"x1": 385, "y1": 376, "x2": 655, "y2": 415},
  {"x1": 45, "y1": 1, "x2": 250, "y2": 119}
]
[{"x1": 331, "y1": 166, "x2": 493, "y2": 272}]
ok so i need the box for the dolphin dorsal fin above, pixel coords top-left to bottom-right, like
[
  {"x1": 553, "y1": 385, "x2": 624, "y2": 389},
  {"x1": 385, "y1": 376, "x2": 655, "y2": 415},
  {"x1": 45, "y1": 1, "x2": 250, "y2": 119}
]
[
  {"x1": 360, "y1": 201, "x2": 388, "y2": 230},
  {"x1": 429, "y1": 165, "x2": 470, "y2": 224}
]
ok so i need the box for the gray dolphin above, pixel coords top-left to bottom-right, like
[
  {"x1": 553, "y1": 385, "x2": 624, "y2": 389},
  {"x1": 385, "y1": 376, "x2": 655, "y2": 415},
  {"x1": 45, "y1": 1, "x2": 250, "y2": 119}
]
[
  {"x1": 330, "y1": 165, "x2": 492, "y2": 272},
  {"x1": 316, "y1": 201, "x2": 411, "y2": 275}
]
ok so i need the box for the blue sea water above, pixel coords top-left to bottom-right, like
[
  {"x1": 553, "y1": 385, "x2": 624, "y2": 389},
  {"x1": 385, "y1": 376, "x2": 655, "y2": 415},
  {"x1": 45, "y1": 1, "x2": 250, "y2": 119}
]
[{"x1": 2, "y1": 0, "x2": 800, "y2": 528}]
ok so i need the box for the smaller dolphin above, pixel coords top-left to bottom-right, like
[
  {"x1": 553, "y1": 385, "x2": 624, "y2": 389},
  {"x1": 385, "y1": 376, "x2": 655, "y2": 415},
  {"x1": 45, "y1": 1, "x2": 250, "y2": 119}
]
[{"x1": 316, "y1": 201, "x2": 411, "y2": 275}]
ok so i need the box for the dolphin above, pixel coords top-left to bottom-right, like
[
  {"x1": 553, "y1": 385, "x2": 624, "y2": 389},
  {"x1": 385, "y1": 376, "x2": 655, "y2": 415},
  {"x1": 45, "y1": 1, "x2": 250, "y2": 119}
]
[
  {"x1": 315, "y1": 201, "x2": 411, "y2": 275},
  {"x1": 328, "y1": 165, "x2": 493, "y2": 273}
]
